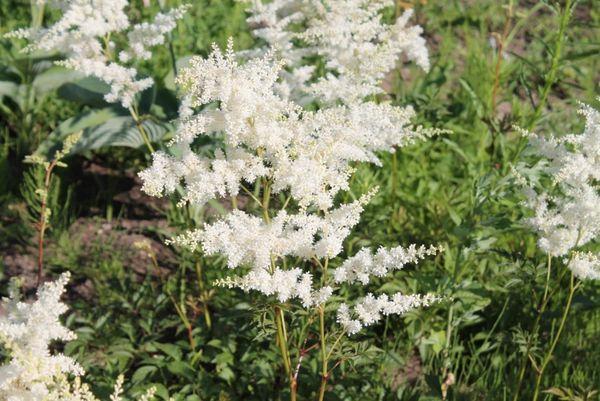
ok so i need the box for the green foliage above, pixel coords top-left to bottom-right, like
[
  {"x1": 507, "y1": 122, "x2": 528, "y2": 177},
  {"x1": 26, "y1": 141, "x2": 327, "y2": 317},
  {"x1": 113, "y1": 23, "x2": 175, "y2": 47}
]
[{"x1": 0, "y1": 0, "x2": 599, "y2": 400}]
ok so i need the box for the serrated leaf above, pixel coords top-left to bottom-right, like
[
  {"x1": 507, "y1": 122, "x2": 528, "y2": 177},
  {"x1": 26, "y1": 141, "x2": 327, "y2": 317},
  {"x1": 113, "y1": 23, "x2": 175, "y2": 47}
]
[
  {"x1": 154, "y1": 342, "x2": 183, "y2": 361},
  {"x1": 132, "y1": 365, "x2": 158, "y2": 383},
  {"x1": 166, "y1": 361, "x2": 195, "y2": 380}
]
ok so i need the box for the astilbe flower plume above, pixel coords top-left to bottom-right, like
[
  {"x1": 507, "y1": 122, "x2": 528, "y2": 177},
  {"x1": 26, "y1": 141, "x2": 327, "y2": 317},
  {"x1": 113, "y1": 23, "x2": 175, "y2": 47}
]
[
  {"x1": 522, "y1": 101, "x2": 600, "y2": 279},
  {"x1": 7, "y1": 0, "x2": 188, "y2": 108},
  {"x1": 243, "y1": 0, "x2": 430, "y2": 103},
  {"x1": 140, "y1": 13, "x2": 442, "y2": 333},
  {"x1": 0, "y1": 273, "x2": 156, "y2": 401}
]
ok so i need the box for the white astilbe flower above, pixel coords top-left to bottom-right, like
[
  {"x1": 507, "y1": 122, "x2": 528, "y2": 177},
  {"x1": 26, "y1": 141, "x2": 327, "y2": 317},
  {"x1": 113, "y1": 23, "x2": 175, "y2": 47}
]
[
  {"x1": 137, "y1": 14, "x2": 439, "y2": 330},
  {"x1": 218, "y1": 269, "x2": 333, "y2": 307},
  {"x1": 139, "y1": 148, "x2": 267, "y2": 206},
  {"x1": 7, "y1": 1, "x2": 187, "y2": 108},
  {"x1": 0, "y1": 273, "x2": 82, "y2": 401},
  {"x1": 337, "y1": 292, "x2": 439, "y2": 335},
  {"x1": 119, "y1": 6, "x2": 189, "y2": 62},
  {"x1": 60, "y1": 58, "x2": 154, "y2": 108},
  {"x1": 333, "y1": 244, "x2": 442, "y2": 285},
  {"x1": 171, "y1": 192, "x2": 373, "y2": 269},
  {"x1": 523, "y1": 102, "x2": 600, "y2": 256},
  {"x1": 568, "y1": 252, "x2": 600, "y2": 281},
  {"x1": 242, "y1": 0, "x2": 429, "y2": 103},
  {"x1": 141, "y1": 44, "x2": 431, "y2": 210},
  {"x1": 0, "y1": 274, "x2": 157, "y2": 401}
]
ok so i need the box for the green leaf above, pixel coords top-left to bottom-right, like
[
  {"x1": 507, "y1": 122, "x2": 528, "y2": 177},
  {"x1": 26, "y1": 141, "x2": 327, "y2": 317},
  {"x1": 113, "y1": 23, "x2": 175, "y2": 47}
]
[
  {"x1": 35, "y1": 109, "x2": 172, "y2": 157},
  {"x1": 32, "y1": 66, "x2": 82, "y2": 95},
  {"x1": 151, "y1": 384, "x2": 170, "y2": 400},
  {"x1": 132, "y1": 365, "x2": 158, "y2": 383},
  {"x1": 57, "y1": 76, "x2": 110, "y2": 107},
  {"x1": 154, "y1": 342, "x2": 183, "y2": 361},
  {"x1": 166, "y1": 361, "x2": 195, "y2": 381},
  {"x1": 34, "y1": 107, "x2": 122, "y2": 157},
  {"x1": 0, "y1": 80, "x2": 19, "y2": 101}
]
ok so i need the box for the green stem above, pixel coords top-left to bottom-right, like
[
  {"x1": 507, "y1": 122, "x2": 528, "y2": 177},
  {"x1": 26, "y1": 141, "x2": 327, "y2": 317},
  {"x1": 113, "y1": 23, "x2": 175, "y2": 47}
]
[
  {"x1": 513, "y1": 255, "x2": 553, "y2": 401},
  {"x1": 36, "y1": 159, "x2": 57, "y2": 286},
  {"x1": 531, "y1": 273, "x2": 577, "y2": 401},
  {"x1": 274, "y1": 306, "x2": 296, "y2": 400},
  {"x1": 168, "y1": 292, "x2": 196, "y2": 351},
  {"x1": 527, "y1": 0, "x2": 572, "y2": 131},
  {"x1": 129, "y1": 107, "x2": 155, "y2": 153},
  {"x1": 318, "y1": 306, "x2": 328, "y2": 401},
  {"x1": 513, "y1": 0, "x2": 573, "y2": 162},
  {"x1": 194, "y1": 261, "x2": 212, "y2": 329}
]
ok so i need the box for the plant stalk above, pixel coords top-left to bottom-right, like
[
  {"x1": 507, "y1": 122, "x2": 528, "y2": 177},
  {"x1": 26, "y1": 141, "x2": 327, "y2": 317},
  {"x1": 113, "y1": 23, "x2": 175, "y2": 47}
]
[
  {"x1": 274, "y1": 306, "x2": 295, "y2": 400},
  {"x1": 527, "y1": 0, "x2": 572, "y2": 131},
  {"x1": 317, "y1": 306, "x2": 328, "y2": 401},
  {"x1": 531, "y1": 272, "x2": 577, "y2": 401},
  {"x1": 129, "y1": 107, "x2": 155, "y2": 153},
  {"x1": 36, "y1": 159, "x2": 58, "y2": 286},
  {"x1": 194, "y1": 261, "x2": 212, "y2": 329},
  {"x1": 512, "y1": 255, "x2": 552, "y2": 401}
]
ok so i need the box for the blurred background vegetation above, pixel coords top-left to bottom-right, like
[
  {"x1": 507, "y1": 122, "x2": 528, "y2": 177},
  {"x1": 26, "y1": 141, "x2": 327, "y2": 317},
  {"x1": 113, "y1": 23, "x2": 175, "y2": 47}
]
[{"x1": 0, "y1": 0, "x2": 599, "y2": 400}]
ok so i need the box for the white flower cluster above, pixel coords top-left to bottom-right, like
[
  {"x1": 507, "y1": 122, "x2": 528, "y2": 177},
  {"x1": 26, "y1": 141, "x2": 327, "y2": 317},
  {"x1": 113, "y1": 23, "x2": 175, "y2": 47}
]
[
  {"x1": 0, "y1": 273, "x2": 82, "y2": 401},
  {"x1": 337, "y1": 292, "x2": 439, "y2": 335},
  {"x1": 140, "y1": 1, "x2": 440, "y2": 334},
  {"x1": 193, "y1": 193, "x2": 372, "y2": 268},
  {"x1": 243, "y1": 0, "x2": 430, "y2": 103},
  {"x1": 568, "y1": 252, "x2": 600, "y2": 281},
  {"x1": 7, "y1": 0, "x2": 188, "y2": 108},
  {"x1": 141, "y1": 43, "x2": 430, "y2": 211},
  {"x1": 218, "y1": 268, "x2": 334, "y2": 308},
  {"x1": 0, "y1": 273, "x2": 157, "y2": 401},
  {"x1": 333, "y1": 244, "x2": 443, "y2": 285},
  {"x1": 523, "y1": 102, "x2": 600, "y2": 280}
]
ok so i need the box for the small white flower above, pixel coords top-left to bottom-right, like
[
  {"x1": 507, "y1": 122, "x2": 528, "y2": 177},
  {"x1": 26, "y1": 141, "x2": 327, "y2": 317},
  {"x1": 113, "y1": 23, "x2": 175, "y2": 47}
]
[
  {"x1": 569, "y1": 252, "x2": 600, "y2": 281},
  {"x1": 523, "y1": 102, "x2": 600, "y2": 256}
]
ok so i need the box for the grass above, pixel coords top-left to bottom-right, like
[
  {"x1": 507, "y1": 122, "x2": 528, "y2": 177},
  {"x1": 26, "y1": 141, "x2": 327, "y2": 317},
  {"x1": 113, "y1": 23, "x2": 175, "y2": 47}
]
[{"x1": 0, "y1": 0, "x2": 599, "y2": 400}]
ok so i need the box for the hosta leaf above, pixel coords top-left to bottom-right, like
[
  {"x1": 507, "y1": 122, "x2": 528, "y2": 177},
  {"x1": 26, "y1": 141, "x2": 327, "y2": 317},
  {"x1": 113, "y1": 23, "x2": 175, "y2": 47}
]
[
  {"x1": 34, "y1": 107, "x2": 123, "y2": 157},
  {"x1": 0, "y1": 80, "x2": 19, "y2": 101},
  {"x1": 35, "y1": 108, "x2": 172, "y2": 157},
  {"x1": 32, "y1": 66, "x2": 82, "y2": 95},
  {"x1": 57, "y1": 76, "x2": 110, "y2": 107}
]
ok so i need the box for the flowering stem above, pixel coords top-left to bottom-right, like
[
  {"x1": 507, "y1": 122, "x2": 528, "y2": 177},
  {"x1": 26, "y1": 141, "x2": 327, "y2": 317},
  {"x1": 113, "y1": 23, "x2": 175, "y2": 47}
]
[
  {"x1": 527, "y1": 0, "x2": 572, "y2": 131},
  {"x1": 129, "y1": 107, "x2": 155, "y2": 153},
  {"x1": 325, "y1": 331, "x2": 345, "y2": 361},
  {"x1": 36, "y1": 159, "x2": 58, "y2": 286},
  {"x1": 240, "y1": 184, "x2": 262, "y2": 205},
  {"x1": 274, "y1": 306, "x2": 295, "y2": 399},
  {"x1": 194, "y1": 261, "x2": 212, "y2": 330},
  {"x1": 541, "y1": 254, "x2": 552, "y2": 305},
  {"x1": 168, "y1": 292, "x2": 196, "y2": 351},
  {"x1": 513, "y1": 255, "x2": 554, "y2": 401},
  {"x1": 262, "y1": 178, "x2": 272, "y2": 222},
  {"x1": 490, "y1": 0, "x2": 513, "y2": 115},
  {"x1": 30, "y1": 0, "x2": 45, "y2": 30},
  {"x1": 317, "y1": 305, "x2": 330, "y2": 401},
  {"x1": 512, "y1": 0, "x2": 573, "y2": 164},
  {"x1": 531, "y1": 272, "x2": 577, "y2": 401}
]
